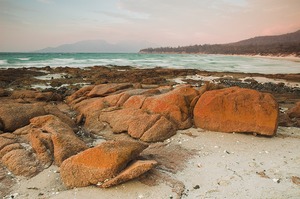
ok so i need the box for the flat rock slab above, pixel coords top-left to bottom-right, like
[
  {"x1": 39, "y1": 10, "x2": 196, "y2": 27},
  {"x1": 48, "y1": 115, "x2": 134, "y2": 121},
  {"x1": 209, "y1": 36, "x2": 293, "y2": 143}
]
[{"x1": 100, "y1": 160, "x2": 158, "y2": 188}]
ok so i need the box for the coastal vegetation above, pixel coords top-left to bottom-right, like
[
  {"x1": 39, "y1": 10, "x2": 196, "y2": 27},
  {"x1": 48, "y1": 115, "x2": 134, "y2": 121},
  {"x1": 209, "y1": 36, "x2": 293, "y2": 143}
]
[{"x1": 140, "y1": 30, "x2": 300, "y2": 56}]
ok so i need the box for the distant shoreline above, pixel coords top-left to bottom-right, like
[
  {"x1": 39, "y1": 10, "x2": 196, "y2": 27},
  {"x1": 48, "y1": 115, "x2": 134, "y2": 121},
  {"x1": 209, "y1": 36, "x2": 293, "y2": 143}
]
[
  {"x1": 248, "y1": 54, "x2": 300, "y2": 62},
  {"x1": 226, "y1": 53, "x2": 300, "y2": 62},
  {"x1": 139, "y1": 51, "x2": 300, "y2": 61}
]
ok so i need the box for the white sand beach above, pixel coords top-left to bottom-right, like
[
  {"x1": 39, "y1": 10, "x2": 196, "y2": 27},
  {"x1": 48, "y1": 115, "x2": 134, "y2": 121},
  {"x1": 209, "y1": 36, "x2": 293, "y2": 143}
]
[{"x1": 6, "y1": 127, "x2": 300, "y2": 199}]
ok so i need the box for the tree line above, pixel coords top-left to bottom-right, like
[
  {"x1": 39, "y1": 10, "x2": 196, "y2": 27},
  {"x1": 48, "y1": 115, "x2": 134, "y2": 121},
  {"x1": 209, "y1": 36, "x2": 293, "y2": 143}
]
[{"x1": 140, "y1": 43, "x2": 300, "y2": 56}]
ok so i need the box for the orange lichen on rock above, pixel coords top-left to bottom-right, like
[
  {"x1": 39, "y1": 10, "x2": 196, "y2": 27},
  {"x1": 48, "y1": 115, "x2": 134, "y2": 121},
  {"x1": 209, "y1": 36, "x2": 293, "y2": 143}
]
[
  {"x1": 60, "y1": 140, "x2": 148, "y2": 188},
  {"x1": 100, "y1": 160, "x2": 158, "y2": 188},
  {"x1": 193, "y1": 87, "x2": 279, "y2": 136}
]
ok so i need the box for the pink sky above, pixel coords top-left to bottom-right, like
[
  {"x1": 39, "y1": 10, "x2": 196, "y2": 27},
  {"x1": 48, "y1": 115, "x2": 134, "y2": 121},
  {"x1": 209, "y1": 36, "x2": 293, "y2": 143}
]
[{"x1": 0, "y1": 0, "x2": 299, "y2": 51}]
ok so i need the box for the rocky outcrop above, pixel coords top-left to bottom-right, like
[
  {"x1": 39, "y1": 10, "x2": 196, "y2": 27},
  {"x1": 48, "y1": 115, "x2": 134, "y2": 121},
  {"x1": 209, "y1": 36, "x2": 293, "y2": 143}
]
[
  {"x1": 286, "y1": 102, "x2": 300, "y2": 127},
  {"x1": 60, "y1": 140, "x2": 153, "y2": 188},
  {"x1": 0, "y1": 102, "x2": 76, "y2": 132},
  {"x1": 0, "y1": 88, "x2": 10, "y2": 97},
  {"x1": 65, "y1": 85, "x2": 94, "y2": 104},
  {"x1": 278, "y1": 112, "x2": 294, "y2": 127},
  {"x1": 87, "y1": 83, "x2": 133, "y2": 98},
  {"x1": 193, "y1": 87, "x2": 279, "y2": 136},
  {"x1": 20, "y1": 115, "x2": 87, "y2": 166},
  {"x1": 0, "y1": 115, "x2": 87, "y2": 177},
  {"x1": 67, "y1": 84, "x2": 198, "y2": 142},
  {"x1": 99, "y1": 108, "x2": 176, "y2": 142},
  {"x1": 0, "y1": 102, "x2": 47, "y2": 132},
  {"x1": 43, "y1": 105, "x2": 77, "y2": 131},
  {"x1": 287, "y1": 101, "x2": 300, "y2": 118},
  {"x1": 0, "y1": 133, "x2": 41, "y2": 177},
  {"x1": 1, "y1": 66, "x2": 299, "y2": 193},
  {"x1": 10, "y1": 90, "x2": 62, "y2": 101},
  {"x1": 69, "y1": 83, "x2": 281, "y2": 140},
  {"x1": 141, "y1": 85, "x2": 199, "y2": 129}
]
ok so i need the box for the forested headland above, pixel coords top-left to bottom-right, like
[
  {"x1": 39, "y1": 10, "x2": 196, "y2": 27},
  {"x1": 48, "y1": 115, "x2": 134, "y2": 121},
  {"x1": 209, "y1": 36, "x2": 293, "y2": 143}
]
[{"x1": 140, "y1": 30, "x2": 300, "y2": 57}]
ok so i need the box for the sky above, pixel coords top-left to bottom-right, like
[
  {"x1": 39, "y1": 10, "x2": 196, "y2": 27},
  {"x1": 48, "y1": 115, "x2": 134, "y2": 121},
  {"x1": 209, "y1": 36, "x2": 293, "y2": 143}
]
[{"x1": 0, "y1": 0, "x2": 300, "y2": 52}]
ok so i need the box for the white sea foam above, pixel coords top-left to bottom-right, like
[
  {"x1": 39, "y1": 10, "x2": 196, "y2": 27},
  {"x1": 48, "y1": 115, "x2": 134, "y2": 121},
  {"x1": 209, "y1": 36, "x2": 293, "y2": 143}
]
[
  {"x1": 31, "y1": 83, "x2": 52, "y2": 90},
  {"x1": 34, "y1": 73, "x2": 67, "y2": 80},
  {"x1": 17, "y1": 57, "x2": 30, "y2": 61},
  {"x1": 173, "y1": 74, "x2": 300, "y2": 88},
  {"x1": 50, "y1": 58, "x2": 77, "y2": 66},
  {"x1": 0, "y1": 59, "x2": 7, "y2": 65},
  {"x1": 31, "y1": 82, "x2": 90, "y2": 89}
]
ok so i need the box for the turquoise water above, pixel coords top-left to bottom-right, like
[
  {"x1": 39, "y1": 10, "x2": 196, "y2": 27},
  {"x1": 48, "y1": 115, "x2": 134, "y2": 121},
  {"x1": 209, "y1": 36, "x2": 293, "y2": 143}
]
[{"x1": 0, "y1": 52, "x2": 299, "y2": 74}]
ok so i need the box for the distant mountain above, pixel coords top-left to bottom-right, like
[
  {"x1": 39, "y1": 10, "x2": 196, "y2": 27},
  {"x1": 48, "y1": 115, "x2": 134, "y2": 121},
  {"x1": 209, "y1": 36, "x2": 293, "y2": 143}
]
[
  {"x1": 36, "y1": 40, "x2": 157, "y2": 53},
  {"x1": 140, "y1": 30, "x2": 300, "y2": 56}
]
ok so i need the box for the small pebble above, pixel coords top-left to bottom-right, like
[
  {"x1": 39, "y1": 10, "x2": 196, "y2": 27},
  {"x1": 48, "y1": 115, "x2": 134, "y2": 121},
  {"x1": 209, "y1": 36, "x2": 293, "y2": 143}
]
[
  {"x1": 27, "y1": 187, "x2": 38, "y2": 190},
  {"x1": 5, "y1": 193, "x2": 18, "y2": 199},
  {"x1": 193, "y1": 185, "x2": 200, "y2": 189},
  {"x1": 224, "y1": 150, "x2": 230, "y2": 154}
]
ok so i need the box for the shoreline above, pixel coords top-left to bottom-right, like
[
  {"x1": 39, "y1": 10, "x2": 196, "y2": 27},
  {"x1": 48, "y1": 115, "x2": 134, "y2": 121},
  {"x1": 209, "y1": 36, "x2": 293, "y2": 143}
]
[
  {"x1": 231, "y1": 54, "x2": 300, "y2": 62},
  {"x1": 0, "y1": 65, "x2": 299, "y2": 95},
  {"x1": 139, "y1": 51, "x2": 300, "y2": 62}
]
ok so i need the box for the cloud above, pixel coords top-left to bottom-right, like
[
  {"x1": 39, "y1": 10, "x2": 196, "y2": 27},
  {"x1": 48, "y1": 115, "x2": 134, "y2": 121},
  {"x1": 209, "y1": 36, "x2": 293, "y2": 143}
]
[
  {"x1": 36, "y1": 0, "x2": 53, "y2": 3},
  {"x1": 97, "y1": 10, "x2": 148, "y2": 22},
  {"x1": 115, "y1": 0, "x2": 300, "y2": 45},
  {"x1": 1, "y1": 0, "x2": 300, "y2": 51}
]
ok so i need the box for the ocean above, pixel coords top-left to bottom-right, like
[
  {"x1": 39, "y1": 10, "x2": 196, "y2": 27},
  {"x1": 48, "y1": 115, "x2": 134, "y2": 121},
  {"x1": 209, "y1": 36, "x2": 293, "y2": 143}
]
[{"x1": 0, "y1": 52, "x2": 299, "y2": 74}]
